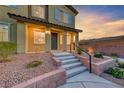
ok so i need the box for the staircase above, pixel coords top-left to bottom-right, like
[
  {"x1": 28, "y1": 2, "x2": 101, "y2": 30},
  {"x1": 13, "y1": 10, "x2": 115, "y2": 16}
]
[{"x1": 53, "y1": 52, "x2": 87, "y2": 78}]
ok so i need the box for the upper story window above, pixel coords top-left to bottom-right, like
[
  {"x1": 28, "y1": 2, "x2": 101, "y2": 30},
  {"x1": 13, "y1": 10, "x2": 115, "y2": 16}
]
[
  {"x1": 31, "y1": 5, "x2": 46, "y2": 19},
  {"x1": 55, "y1": 8, "x2": 73, "y2": 25},
  {"x1": 64, "y1": 12, "x2": 72, "y2": 24},
  {"x1": 0, "y1": 23, "x2": 9, "y2": 41},
  {"x1": 6, "y1": 5, "x2": 17, "y2": 8}
]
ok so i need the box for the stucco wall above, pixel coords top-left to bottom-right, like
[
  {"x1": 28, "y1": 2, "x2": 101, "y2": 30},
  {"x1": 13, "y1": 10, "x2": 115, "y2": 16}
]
[
  {"x1": 80, "y1": 39, "x2": 124, "y2": 57},
  {"x1": 0, "y1": 5, "x2": 28, "y2": 23},
  {"x1": 0, "y1": 5, "x2": 29, "y2": 46}
]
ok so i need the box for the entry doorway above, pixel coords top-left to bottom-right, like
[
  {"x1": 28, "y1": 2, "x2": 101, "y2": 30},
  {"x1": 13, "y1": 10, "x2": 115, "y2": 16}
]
[{"x1": 51, "y1": 32, "x2": 58, "y2": 50}]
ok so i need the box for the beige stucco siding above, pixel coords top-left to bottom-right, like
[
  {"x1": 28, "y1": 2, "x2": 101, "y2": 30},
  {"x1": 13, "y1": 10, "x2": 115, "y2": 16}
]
[
  {"x1": 0, "y1": 5, "x2": 28, "y2": 23},
  {"x1": 48, "y1": 5, "x2": 76, "y2": 28},
  {"x1": 0, "y1": 5, "x2": 29, "y2": 46},
  {"x1": 17, "y1": 22, "x2": 26, "y2": 53}
]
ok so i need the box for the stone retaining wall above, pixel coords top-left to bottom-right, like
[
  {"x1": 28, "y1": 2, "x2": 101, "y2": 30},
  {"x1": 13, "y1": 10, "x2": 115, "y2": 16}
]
[
  {"x1": 12, "y1": 68, "x2": 66, "y2": 88},
  {"x1": 75, "y1": 54, "x2": 116, "y2": 75}
]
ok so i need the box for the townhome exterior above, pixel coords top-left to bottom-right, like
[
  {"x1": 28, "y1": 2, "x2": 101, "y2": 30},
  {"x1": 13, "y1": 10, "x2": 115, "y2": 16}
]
[{"x1": 0, "y1": 5, "x2": 82, "y2": 53}]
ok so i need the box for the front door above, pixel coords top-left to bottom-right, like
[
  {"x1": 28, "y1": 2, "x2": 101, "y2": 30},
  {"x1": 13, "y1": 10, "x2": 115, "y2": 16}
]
[{"x1": 51, "y1": 32, "x2": 58, "y2": 50}]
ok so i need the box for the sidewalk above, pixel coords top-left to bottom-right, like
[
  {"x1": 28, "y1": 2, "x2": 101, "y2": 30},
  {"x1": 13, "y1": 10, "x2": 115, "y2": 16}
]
[{"x1": 59, "y1": 71, "x2": 122, "y2": 88}]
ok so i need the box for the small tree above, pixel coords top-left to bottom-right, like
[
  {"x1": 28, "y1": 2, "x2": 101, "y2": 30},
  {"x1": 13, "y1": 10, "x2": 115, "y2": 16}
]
[{"x1": 0, "y1": 42, "x2": 16, "y2": 62}]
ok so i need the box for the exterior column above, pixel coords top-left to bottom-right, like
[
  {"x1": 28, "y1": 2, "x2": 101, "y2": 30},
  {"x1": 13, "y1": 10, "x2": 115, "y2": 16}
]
[
  {"x1": 17, "y1": 22, "x2": 26, "y2": 53},
  {"x1": 62, "y1": 31, "x2": 67, "y2": 51},
  {"x1": 75, "y1": 32, "x2": 79, "y2": 45},
  {"x1": 75, "y1": 32, "x2": 79, "y2": 53},
  {"x1": 45, "y1": 27, "x2": 51, "y2": 52}
]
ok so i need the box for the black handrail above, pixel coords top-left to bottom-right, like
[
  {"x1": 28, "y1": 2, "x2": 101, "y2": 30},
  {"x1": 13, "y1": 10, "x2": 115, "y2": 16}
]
[{"x1": 72, "y1": 43, "x2": 92, "y2": 73}]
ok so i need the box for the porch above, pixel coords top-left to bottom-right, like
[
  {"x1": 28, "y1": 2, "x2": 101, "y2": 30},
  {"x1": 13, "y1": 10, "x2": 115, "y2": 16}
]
[{"x1": 7, "y1": 13, "x2": 81, "y2": 53}]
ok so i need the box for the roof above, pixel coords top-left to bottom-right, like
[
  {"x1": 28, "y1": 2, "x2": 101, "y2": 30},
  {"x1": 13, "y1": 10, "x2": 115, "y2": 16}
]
[
  {"x1": 65, "y1": 5, "x2": 79, "y2": 15},
  {"x1": 8, "y1": 13, "x2": 82, "y2": 32},
  {"x1": 79, "y1": 35, "x2": 124, "y2": 45}
]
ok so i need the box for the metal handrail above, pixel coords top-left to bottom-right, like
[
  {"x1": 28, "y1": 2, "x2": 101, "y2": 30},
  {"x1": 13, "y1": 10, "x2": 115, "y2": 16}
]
[{"x1": 72, "y1": 42, "x2": 92, "y2": 73}]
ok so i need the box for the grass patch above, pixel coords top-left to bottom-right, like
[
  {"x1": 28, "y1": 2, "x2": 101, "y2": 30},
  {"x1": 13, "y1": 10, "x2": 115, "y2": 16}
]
[{"x1": 26, "y1": 60, "x2": 43, "y2": 68}]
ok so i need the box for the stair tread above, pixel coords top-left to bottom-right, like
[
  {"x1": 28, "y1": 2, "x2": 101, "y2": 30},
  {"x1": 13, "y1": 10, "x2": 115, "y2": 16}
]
[
  {"x1": 57, "y1": 56, "x2": 75, "y2": 60},
  {"x1": 67, "y1": 66, "x2": 87, "y2": 76},
  {"x1": 53, "y1": 52, "x2": 73, "y2": 57},
  {"x1": 62, "y1": 58, "x2": 79, "y2": 63},
  {"x1": 62, "y1": 62, "x2": 82, "y2": 69},
  {"x1": 53, "y1": 52, "x2": 88, "y2": 79}
]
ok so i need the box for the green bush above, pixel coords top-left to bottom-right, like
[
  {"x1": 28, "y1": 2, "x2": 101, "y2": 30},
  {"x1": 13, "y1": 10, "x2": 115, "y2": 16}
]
[
  {"x1": 111, "y1": 53, "x2": 118, "y2": 57},
  {"x1": 26, "y1": 60, "x2": 43, "y2": 68},
  {"x1": 105, "y1": 67, "x2": 124, "y2": 79},
  {"x1": 77, "y1": 48, "x2": 82, "y2": 55},
  {"x1": 118, "y1": 62, "x2": 124, "y2": 69},
  {"x1": 104, "y1": 67, "x2": 114, "y2": 74},
  {"x1": 111, "y1": 53, "x2": 118, "y2": 59},
  {"x1": 93, "y1": 51, "x2": 104, "y2": 58},
  {"x1": 0, "y1": 42, "x2": 16, "y2": 62}
]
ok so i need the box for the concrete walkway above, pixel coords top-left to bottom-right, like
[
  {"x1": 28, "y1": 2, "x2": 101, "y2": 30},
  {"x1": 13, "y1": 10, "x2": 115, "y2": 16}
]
[{"x1": 59, "y1": 71, "x2": 122, "y2": 88}]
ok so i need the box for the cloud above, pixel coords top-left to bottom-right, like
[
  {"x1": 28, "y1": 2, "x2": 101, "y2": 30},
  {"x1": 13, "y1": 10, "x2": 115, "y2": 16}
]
[{"x1": 76, "y1": 12, "x2": 124, "y2": 40}]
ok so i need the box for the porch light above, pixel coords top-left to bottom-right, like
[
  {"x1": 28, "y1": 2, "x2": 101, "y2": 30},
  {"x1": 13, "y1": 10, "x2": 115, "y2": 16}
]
[{"x1": 45, "y1": 30, "x2": 50, "y2": 34}]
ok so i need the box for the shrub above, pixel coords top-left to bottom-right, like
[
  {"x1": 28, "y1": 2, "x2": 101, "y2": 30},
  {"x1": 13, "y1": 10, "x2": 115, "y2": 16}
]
[
  {"x1": 111, "y1": 53, "x2": 118, "y2": 59},
  {"x1": 104, "y1": 67, "x2": 114, "y2": 74},
  {"x1": 93, "y1": 51, "x2": 103, "y2": 58},
  {"x1": 0, "y1": 42, "x2": 16, "y2": 62},
  {"x1": 105, "y1": 67, "x2": 124, "y2": 79},
  {"x1": 77, "y1": 48, "x2": 82, "y2": 55},
  {"x1": 111, "y1": 53, "x2": 118, "y2": 57},
  {"x1": 26, "y1": 60, "x2": 43, "y2": 68},
  {"x1": 118, "y1": 62, "x2": 124, "y2": 69}
]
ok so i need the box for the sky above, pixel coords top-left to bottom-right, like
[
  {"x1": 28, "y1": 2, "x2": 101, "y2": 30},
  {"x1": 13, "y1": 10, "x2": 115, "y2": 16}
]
[{"x1": 74, "y1": 5, "x2": 124, "y2": 40}]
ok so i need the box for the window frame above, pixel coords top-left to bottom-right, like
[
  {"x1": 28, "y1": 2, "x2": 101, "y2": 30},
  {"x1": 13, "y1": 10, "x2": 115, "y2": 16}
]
[
  {"x1": 30, "y1": 5, "x2": 47, "y2": 20},
  {"x1": 33, "y1": 28, "x2": 45, "y2": 44},
  {"x1": 6, "y1": 5, "x2": 17, "y2": 9},
  {"x1": 0, "y1": 21, "x2": 11, "y2": 41},
  {"x1": 54, "y1": 8, "x2": 73, "y2": 25}
]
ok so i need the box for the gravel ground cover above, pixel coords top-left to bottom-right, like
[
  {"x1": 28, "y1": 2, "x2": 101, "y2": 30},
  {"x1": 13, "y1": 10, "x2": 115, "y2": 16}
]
[{"x1": 0, "y1": 53, "x2": 57, "y2": 88}]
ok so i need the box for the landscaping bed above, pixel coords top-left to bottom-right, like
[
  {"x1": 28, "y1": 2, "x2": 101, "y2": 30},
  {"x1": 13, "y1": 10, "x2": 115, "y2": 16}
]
[
  {"x1": 91, "y1": 56, "x2": 110, "y2": 63},
  {"x1": 100, "y1": 61, "x2": 124, "y2": 87},
  {"x1": 76, "y1": 54, "x2": 116, "y2": 75},
  {"x1": 0, "y1": 53, "x2": 57, "y2": 88},
  {"x1": 101, "y1": 73, "x2": 124, "y2": 87}
]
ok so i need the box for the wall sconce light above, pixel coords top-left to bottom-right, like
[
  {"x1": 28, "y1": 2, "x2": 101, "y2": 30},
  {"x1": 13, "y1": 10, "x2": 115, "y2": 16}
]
[{"x1": 46, "y1": 29, "x2": 50, "y2": 34}]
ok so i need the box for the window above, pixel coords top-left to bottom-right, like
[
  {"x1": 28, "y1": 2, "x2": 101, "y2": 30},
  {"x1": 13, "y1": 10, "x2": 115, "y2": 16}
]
[
  {"x1": 55, "y1": 8, "x2": 63, "y2": 22},
  {"x1": 32, "y1": 5, "x2": 45, "y2": 19},
  {"x1": 55, "y1": 8, "x2": 72, "y2": 24},
  {"x1": 68, "y1": 14, "x2": 73, "y2": 24},
  {"x1": 0, "y1": 24, "x2": 9, "y2": 41},
  {"x1": 6, "y1": 5, "x2": 17, "y2": 8},
  {"x1": 33, "y1": 29, "x2": 45, "y2": 44},
  {"x1": 64, "y1": 13, "x2": 72, "y2": 24}
]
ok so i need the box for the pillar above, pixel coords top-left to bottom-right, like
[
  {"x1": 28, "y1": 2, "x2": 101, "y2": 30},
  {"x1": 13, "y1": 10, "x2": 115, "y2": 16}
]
[
  {"x1": 17, "y1": 22, "x2": 26, "y2": 53},
  {"x1": 62, "y1": 31, "x2": 67, "y2": 51},
  {"x1": 45, "y1": 27, "x2": 51, "y2": 52}
]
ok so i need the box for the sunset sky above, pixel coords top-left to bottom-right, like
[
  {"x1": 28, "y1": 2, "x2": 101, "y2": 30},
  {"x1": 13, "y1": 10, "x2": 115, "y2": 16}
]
[{"x1": 74, "y1": 5, "x2": 124, "y2": 40}]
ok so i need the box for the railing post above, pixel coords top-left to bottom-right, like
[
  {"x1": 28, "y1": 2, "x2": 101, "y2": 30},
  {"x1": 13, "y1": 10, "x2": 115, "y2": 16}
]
[
  {"x1": 89, "y1": 55, "x2": 92, "y2": 73},
  {"x1": 70, "y1": 43, "x2": 72, "y2": 53}
]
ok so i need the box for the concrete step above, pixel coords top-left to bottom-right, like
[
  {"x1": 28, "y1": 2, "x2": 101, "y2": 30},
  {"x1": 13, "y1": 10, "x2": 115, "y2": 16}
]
[
  {"x1": 62, "y1": 62, "x2": 82, "y2": 70},
  {"x1": 61, "y1": 58, "x2": 79, "y2": 63},
  {"x1": 53, "y1": 53, "x2": 73, "y2": 57},
  {"x1": 57, "y1": 56, "x2": 76, "y2": 60},
  {"x1": 66, "y1": 66, "x2": 87, "y2": 78}
]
